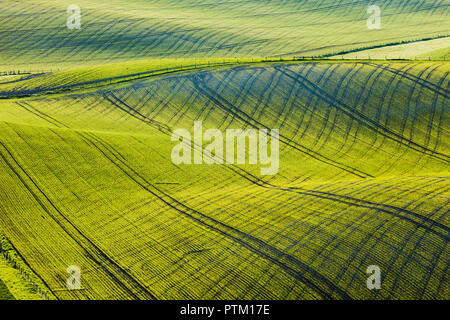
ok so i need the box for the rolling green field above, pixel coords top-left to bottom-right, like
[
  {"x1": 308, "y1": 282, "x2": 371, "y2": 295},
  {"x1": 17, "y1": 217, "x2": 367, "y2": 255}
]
[
  {"x1": 0, "y1": 60, "x2": 449, "y2": 299},
  {"x1": 0, "y1": 252, "x2": 46, "y2": 300},
  {"x1": 332, "y1": 37, "x2": 450, "y2": 60},
  {"x1": 0, "y1": 0, "x2": 449, "y2": 300},
  {"x1": 0, "y1": 0, "x2": 449, "y2": 69}
]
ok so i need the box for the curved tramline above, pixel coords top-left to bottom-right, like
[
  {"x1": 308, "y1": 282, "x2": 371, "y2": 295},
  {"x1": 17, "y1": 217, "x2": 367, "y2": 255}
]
[
  {"x1": 0, "y1": 0, "x2": 448, "y2": 69},
  {"x1": 0, "y1": 60, "x2": 448, "y2": 299}
]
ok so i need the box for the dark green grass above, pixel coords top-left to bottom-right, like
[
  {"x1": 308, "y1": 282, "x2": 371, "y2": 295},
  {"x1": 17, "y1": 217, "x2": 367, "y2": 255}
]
[{"x1": 0, "y1": 278, "x2": 15, "y2": 300}]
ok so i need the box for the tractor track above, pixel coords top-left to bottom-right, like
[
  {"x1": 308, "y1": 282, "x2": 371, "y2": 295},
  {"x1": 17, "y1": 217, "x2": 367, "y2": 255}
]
[
  {"x1": 104, "y1": 90, "x2": 449, "y2": 240},
  {"x1": 0, "y1": 140, "x2": 158, "y2": 300},
  {"x1": 275, "y1": 66, "x2": 450, "y2": 163},
  {"x1": 191, "y1": 74, "x2": 374, "y2": 178},
  {"x1": 80, "y1": 130, "x2": 353, "y2": 300}
]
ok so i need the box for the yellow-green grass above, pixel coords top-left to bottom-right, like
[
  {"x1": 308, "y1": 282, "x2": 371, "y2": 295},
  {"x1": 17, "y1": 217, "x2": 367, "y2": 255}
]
[
  {"x1": 417, "y1": 46, "x2": 450, "y2": 61},
  {"x1": 0, "y1": 255, "x2": 43, "y2": 300},
  {"x1": 1, "y1": 0, "x2": 448, "y2": 70},
  {"x1": 0, "y1": 58, "x2": 266, "y2": 97},
  {"x1": 332, "y1": 37, "x2": 450, "y2": 60},
  {"x1": 0, "y1": 277, "x2": 15, "y2": 300},
  {"x1": 0, "y1": 57, "x2": 441, "y2": 98},
  {"x1": 0, "y1": 234, "x2": 54, "y2": 300},
  {"x1": 0, "y1": 57, "x2": 389, "y2": 98},
  {"x1": 0, "y1": 61, "x2": 448, "y2": 299}
]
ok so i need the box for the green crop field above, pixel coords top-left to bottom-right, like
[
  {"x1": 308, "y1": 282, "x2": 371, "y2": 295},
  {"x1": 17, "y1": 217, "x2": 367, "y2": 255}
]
[
  {"x1": 1, "y1": 0, "x2": 449, "y2": 69},
  {"x1": 332, "y1": 37, "x2": 450, "y2": 60},
  {"x1": 0, "y1": 278, "x2": 15, "y2": 300},
  {"x1": 0, "y1": 0, "x2": 449, "y2": 301},
  {"x1": 0, "y1": 251, "x2": 45, "y2": 300}
]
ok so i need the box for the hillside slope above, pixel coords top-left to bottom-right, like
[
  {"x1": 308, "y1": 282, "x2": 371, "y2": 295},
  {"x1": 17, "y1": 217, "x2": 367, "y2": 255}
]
[
  {"x1": 0, "y1": 61, "x2": 448, "y2": 299},
  {"x1": 0, "y1": 0, "x2": 449, "y2": 69},
  {"x1": 332, "y1": 37, "x2": 450, "y2": 60}
]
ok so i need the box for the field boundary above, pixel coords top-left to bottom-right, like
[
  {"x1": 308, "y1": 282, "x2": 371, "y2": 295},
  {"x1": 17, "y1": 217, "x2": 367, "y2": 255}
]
[
  {"x1": 1, "y1": 58, "x2": 448, "y2": 100},
  {"x1": 0, "y1": 232, "x2": 55, "y2": 300},
  {"x1": 320, "y1": 35, "x2": 450, "y2": 59}
]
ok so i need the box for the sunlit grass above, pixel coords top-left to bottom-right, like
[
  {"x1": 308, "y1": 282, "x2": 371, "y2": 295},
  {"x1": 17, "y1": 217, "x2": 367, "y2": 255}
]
[{"x1": 0, "y1": 61, "x2": 448, "y2": 299}]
